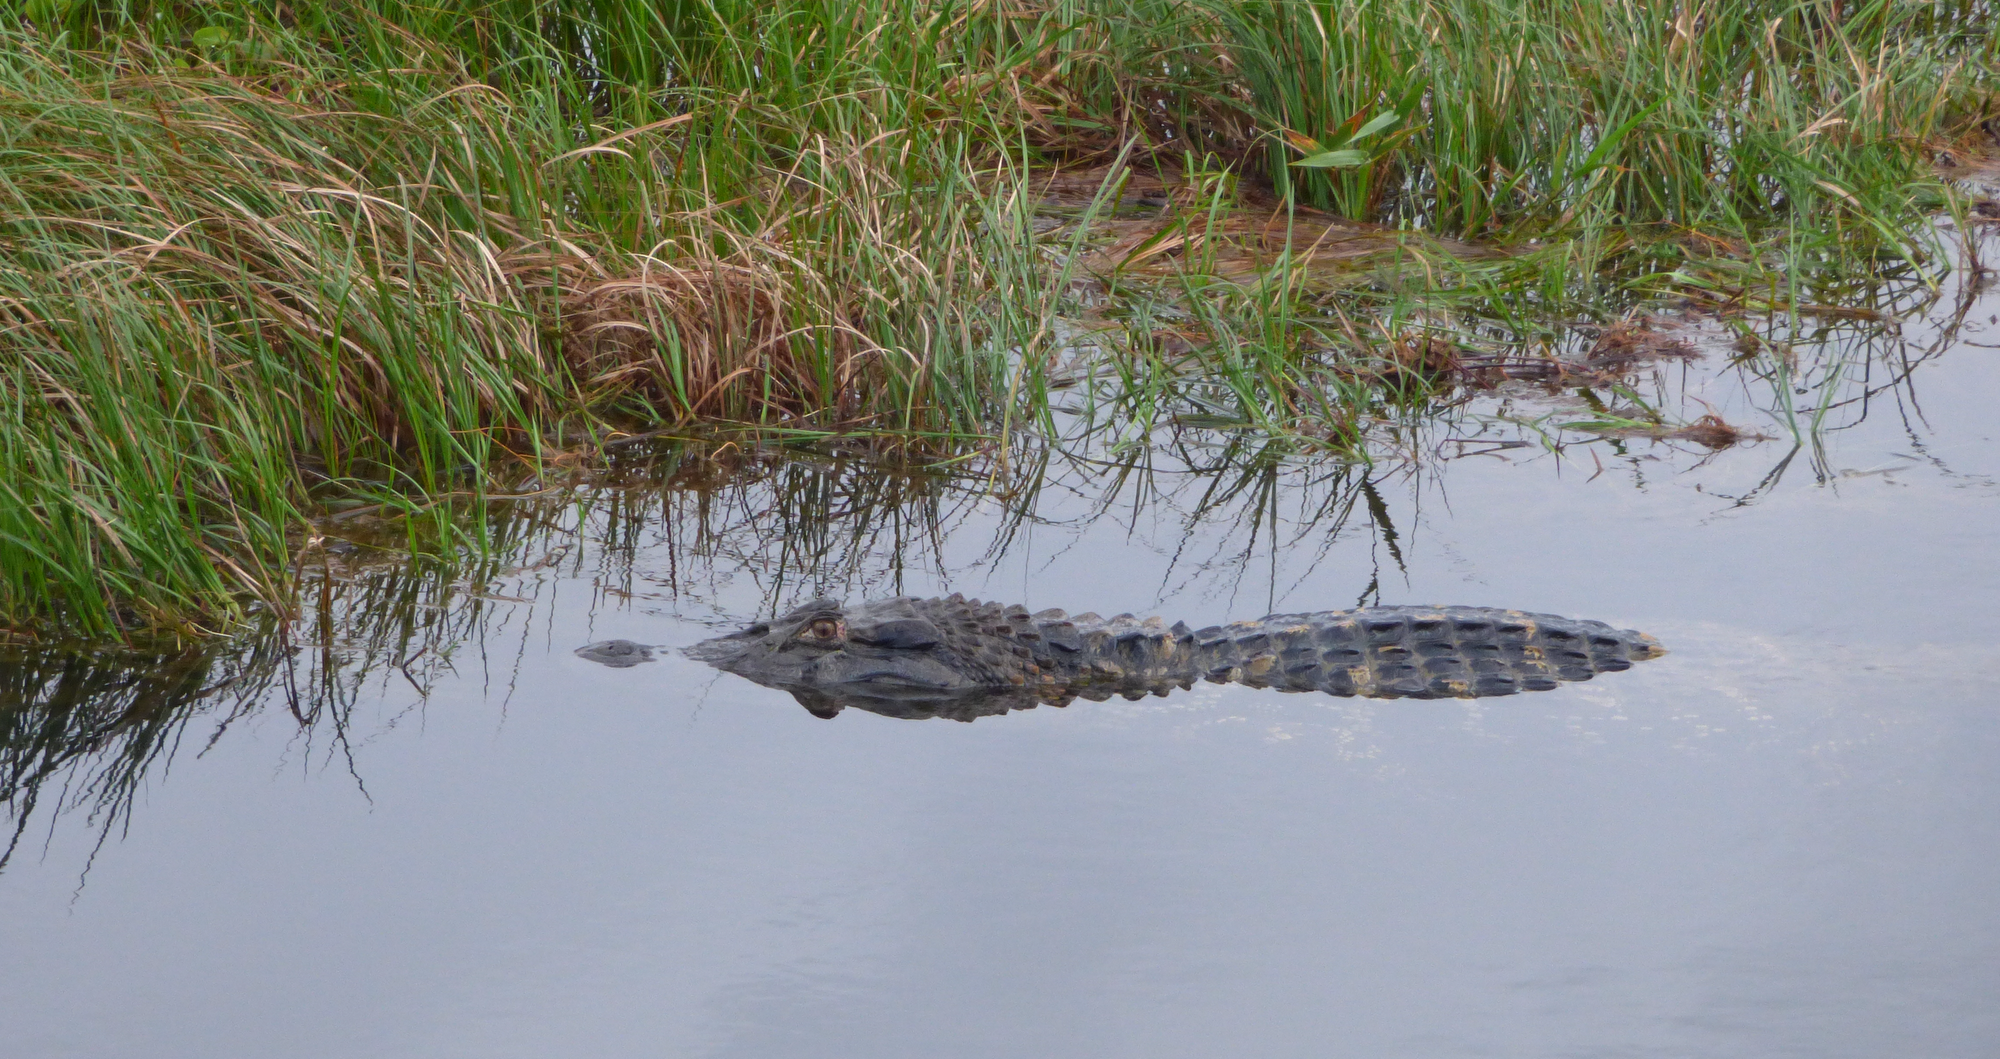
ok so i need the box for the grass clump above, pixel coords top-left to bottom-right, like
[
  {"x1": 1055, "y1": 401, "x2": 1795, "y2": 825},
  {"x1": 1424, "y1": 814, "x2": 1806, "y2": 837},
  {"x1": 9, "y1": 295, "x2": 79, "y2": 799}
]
[
  {"x1": 0, "y1": 10, "x2": 1053, "y2": 635},
  {"x1": 1217, "y1": 0, "x2": 1989, "y2": 241},
  {"x1": 0, "y1": 0, "x2": 1993, "y2": 638}
]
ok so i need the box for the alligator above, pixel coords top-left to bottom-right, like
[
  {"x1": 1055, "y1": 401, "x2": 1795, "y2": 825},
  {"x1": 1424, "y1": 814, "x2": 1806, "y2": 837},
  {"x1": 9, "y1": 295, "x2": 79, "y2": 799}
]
[{"x1": 576, "y1": 595, "x2": 1665, "y2": 721}]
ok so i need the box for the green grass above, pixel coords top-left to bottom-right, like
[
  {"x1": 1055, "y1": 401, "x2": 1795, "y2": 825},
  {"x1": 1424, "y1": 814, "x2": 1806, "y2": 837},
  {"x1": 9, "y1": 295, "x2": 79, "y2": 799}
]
[
  {"x1": 0, "y1": 0, "x2": 1992, "y2": 638},
  {"x1": 1217, "y1": 0, "x2": 1985, "y2": 239}
]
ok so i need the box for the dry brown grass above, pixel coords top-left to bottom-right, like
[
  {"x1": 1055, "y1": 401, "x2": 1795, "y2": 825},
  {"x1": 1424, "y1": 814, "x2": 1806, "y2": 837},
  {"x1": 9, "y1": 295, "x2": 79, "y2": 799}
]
[{"x1": 561, "y1": 253, "x2": 872, "y2": 421}]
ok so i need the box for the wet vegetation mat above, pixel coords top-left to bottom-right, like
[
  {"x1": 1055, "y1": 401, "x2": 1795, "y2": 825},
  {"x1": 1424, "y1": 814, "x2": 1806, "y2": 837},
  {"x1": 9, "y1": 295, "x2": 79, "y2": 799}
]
[{"x1": 0, "y1": 0, "x2": 1996, "y2": 637}]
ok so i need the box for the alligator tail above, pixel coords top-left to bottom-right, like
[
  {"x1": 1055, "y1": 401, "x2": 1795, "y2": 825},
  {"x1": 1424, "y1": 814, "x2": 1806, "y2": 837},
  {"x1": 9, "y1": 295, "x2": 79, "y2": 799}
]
[{"x1": 1186, "y1": 605, "x2": 1666, "y2": 700}]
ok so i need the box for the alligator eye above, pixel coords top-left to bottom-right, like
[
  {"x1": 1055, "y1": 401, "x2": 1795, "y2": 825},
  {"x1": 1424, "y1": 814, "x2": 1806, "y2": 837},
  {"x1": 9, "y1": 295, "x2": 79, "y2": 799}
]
[{"x1": 807, "y1": 618, "x2": 842, "y2": 641}]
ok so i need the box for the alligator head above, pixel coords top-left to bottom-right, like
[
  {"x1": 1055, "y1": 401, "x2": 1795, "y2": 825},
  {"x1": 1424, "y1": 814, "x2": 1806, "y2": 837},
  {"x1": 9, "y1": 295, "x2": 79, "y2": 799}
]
[{"x1": 679, "y1": 596, "x2": 1051, "y2": 719}]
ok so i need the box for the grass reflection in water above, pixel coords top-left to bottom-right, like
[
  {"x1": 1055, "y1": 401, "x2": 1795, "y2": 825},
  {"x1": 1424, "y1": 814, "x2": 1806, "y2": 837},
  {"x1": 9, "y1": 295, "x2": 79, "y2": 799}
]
[{"x1": 2, "y1": 265, "x2": 1989, "y2": 871}]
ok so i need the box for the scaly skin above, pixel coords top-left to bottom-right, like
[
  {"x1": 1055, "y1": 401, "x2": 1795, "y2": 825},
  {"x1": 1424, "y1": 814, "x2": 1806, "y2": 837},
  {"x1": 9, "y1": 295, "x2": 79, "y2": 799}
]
[{"x1": 638, "y1": 595, "x2": 1667, "y2": 721}]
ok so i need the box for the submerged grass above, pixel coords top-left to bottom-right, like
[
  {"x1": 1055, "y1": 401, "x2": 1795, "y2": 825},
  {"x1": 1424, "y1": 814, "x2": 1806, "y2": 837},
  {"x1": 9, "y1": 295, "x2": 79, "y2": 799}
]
[{"x1": 0, "y1": 0, "x2": 1994, "y2": 637}]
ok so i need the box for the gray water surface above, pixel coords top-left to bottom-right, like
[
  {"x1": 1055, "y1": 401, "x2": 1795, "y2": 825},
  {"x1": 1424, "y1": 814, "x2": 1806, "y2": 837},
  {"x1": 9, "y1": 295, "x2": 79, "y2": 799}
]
[{"x1": 3, "y1": 260, "x2": 1997, "y2": 1058}]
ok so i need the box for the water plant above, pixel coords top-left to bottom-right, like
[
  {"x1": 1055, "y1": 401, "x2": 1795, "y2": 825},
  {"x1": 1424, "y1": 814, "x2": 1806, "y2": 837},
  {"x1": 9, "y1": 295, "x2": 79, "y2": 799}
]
[{"x1": 0, "y1": 0, "x2": 1992, "y2": 638}]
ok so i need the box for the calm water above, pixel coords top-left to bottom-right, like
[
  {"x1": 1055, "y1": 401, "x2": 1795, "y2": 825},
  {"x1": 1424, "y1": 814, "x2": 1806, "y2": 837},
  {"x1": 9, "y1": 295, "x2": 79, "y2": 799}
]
[{"x1": 3, "y1": 249, "x2": 1998, "y2": 1057}]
